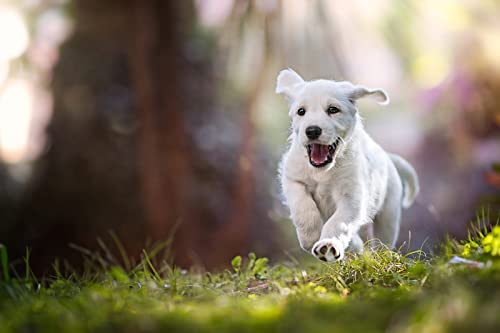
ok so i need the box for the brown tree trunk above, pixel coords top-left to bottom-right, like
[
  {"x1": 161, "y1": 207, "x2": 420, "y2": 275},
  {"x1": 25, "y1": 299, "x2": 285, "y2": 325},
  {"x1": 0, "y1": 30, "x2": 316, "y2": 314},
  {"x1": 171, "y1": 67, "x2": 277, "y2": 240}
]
[
  {"x1": 128, "y1": 0, "x2": 194, "y2": 266},
  {"x1": 12, "y1": 0, "x2": 278, "y2": 273}
]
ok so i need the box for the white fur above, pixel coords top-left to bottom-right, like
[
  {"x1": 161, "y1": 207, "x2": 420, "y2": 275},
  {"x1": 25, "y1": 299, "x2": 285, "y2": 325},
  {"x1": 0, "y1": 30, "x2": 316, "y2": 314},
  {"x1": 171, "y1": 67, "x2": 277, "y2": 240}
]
[{"x1": 276, "y1": 69, "x2": 419, "y2": 262}]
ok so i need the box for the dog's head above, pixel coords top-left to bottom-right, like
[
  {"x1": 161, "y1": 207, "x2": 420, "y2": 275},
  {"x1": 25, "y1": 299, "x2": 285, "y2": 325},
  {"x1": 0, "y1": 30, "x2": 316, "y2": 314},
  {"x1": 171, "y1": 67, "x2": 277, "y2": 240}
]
[{"x1": 276, "y1": 68, "x2": 389, "y2": 168}]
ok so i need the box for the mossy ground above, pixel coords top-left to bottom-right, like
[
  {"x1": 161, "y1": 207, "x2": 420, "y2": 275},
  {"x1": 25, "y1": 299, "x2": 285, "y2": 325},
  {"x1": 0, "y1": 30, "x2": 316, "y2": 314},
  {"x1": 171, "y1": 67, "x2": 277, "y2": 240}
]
[{"x1": 1, "y1": 224, "x2": 500, "y2": 333}]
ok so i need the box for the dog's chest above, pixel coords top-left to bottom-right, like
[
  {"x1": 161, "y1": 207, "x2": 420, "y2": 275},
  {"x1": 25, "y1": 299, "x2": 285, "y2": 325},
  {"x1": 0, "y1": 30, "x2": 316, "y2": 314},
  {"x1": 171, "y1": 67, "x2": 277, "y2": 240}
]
[{"x1": 305, "y1": 180, "x2": 337, "y2": 222}]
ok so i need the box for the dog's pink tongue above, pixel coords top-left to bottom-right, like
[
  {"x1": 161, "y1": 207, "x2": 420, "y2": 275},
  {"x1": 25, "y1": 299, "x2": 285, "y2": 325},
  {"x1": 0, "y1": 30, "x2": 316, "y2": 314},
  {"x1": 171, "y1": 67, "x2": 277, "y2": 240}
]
[{"x1": 311, "y1": 144, "x2": 329, "y2": 164}]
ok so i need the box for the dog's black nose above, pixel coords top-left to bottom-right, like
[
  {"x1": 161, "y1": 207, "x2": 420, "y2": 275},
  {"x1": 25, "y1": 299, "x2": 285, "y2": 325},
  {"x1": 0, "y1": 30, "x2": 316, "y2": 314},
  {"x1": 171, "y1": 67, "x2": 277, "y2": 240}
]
[{"x1": 305, "y1": 126, "x2": 322, "y2": 140}]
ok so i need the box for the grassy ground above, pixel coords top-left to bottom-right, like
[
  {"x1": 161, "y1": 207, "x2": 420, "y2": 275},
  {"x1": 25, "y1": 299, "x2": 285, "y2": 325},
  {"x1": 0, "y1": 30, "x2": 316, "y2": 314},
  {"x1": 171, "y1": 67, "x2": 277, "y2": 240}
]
[{"x1": 1, "y1": 223, "x2": 500, "y2": 333}]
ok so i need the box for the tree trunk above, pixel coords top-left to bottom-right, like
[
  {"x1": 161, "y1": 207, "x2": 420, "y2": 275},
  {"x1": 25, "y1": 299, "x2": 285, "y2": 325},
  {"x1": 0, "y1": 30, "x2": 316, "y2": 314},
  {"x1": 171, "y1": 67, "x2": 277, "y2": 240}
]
[
  {"x1": 128, "y1": 0, "x2": 195, "y2": 266},
  {"x1": 12, "y1": 0, "x2": 277, "y2": 273}
]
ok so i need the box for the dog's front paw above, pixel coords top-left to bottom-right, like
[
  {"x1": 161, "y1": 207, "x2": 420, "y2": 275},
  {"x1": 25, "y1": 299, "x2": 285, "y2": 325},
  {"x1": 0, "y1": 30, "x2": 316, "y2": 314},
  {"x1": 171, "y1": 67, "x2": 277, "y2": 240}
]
[{"x1": 311, "y1": 238, "x2": 345, "y2": 262}]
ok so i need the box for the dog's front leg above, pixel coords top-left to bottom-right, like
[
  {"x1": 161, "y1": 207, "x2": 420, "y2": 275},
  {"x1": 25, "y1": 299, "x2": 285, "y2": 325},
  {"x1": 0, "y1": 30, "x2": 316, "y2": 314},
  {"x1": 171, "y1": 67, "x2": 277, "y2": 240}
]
[
  {"x1": 311, "y1": 191, "x2": 366, "y2": 262},
  {"x1": 283, "y1": 178, "x2": 323, "y2": 252}
]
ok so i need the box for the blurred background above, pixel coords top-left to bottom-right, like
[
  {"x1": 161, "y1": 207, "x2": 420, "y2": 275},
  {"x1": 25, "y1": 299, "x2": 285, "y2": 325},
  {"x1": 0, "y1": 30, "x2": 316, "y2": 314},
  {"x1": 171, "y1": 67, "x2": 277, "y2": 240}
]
[{"x1": 0, "y1": 0, "x2": 499, "y2": 273}]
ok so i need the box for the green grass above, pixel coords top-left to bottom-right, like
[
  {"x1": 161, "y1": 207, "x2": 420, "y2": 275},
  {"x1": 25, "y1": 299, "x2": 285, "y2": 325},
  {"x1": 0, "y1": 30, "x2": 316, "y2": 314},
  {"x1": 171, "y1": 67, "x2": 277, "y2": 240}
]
[{"x1": 1, "y1": 225, "x2": 500, "y2": 333}]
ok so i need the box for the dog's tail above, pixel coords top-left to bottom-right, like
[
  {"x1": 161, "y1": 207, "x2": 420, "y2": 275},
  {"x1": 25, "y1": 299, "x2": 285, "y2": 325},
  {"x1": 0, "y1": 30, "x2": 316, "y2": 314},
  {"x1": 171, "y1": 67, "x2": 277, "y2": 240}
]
[{"x1": 390, "y1": 154, "x2": 420, "y2": 209}]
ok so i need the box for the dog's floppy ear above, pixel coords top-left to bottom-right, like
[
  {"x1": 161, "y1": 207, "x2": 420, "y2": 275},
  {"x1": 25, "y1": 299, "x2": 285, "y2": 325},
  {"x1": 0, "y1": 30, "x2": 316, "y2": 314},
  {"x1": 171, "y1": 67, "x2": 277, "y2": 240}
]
[
  {"x1": 349, "y1": 86, "x2": 390, "y2": 105},
  {"x1": 276, "y1": 68, "x2": 304, "y2": 102}
]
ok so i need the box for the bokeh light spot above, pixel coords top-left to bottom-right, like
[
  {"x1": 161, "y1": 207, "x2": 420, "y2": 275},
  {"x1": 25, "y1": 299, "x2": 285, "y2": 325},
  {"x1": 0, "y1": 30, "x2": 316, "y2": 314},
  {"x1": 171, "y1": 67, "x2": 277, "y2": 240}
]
[
  {"x1": 412, "y1": 52, "x2": 449, "y2": 88},
  {"x1": 0, "y1": 80, "x2": 33, "y2": 163},
  {"x1": 0, "y1": 7, "x2": 29, "y2": 61}
]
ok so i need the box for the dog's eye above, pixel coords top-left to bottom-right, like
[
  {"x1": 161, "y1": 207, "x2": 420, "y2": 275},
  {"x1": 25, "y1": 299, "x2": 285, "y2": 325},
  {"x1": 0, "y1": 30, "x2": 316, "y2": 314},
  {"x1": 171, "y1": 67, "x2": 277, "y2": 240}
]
[
  {"x1": 297, "y1": 107, "x2": 306, "y2": 116},
  {"x1": 327, "y1": 106, "x2": 341, "y2": 115}
]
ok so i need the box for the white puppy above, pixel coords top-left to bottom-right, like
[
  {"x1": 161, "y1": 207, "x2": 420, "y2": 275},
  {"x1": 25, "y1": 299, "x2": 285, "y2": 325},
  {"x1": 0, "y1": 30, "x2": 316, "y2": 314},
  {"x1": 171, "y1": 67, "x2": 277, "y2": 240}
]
[{"x1": 276, "y1": 69, "x2": 419, "y2": 262}]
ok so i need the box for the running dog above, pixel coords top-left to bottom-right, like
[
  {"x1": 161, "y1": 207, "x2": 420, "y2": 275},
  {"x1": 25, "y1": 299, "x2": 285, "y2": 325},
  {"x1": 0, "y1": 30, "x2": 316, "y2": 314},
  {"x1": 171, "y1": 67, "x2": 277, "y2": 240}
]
[{"x1": 276, "y1": 68, "x2": 419, "y2": 262}]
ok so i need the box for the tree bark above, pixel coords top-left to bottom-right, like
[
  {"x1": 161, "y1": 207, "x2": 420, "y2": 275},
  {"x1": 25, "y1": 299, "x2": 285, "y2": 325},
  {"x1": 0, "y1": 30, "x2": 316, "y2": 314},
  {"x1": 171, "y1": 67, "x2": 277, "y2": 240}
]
[{"x1": 128, "y1": 0, "x2": 195, "y2": 266}]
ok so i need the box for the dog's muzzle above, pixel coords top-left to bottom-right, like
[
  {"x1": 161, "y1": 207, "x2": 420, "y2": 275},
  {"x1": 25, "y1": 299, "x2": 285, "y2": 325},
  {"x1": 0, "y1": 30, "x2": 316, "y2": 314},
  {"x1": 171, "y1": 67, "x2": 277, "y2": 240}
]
[{"x1": 306, "y1": 137, "x2": 341, "y2": 168}]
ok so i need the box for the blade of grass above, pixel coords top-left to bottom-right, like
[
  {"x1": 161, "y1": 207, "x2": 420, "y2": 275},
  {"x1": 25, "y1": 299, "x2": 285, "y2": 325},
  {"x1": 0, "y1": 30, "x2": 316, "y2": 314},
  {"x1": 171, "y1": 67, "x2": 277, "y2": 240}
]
[
  {"x1": 24, "y1": 248, "x2": 39, "y2": 285},
  {"x1": 108, "y1": 230, "x2": 131, "y2": 272},
  {"x1": 0, "y1": 244, "x2": 10, "y2": 282},
  {"x1": 97, "y1": 237, "x2": 119, "y2": 266},
  {"x1": 142, "y1": 250, "x2": 163, "y2": 282}
]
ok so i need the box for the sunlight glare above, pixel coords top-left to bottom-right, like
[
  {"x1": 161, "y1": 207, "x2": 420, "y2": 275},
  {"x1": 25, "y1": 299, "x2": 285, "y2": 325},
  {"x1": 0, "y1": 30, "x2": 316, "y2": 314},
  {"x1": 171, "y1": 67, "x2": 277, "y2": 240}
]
[
  {"x1": 0, "y1": 61, "x2": 8, "y2": 86},
  {"x1": 0, "y1": 80, "x2": 33, "y2": 163},
  {"x1": 0, "y1": 7, "x2": 30, "y2": 61}
]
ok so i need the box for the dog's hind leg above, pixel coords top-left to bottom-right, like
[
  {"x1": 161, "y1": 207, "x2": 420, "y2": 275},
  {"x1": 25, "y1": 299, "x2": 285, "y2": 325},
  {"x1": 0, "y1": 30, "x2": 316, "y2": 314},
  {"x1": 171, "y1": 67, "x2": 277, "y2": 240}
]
[
  {"x1": 373, "y1": 171, "x2": 403, "y2": 248},
  {"x1": 373, "y1": 204, "x2": 401, "y2": 249}
]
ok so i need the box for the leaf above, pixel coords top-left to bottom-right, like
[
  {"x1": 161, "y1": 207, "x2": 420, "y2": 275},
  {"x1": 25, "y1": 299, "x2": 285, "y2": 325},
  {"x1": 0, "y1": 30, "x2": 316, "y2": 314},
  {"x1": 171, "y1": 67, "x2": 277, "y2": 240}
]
[
  {"x1": 247, "y1": 252, "x2": 256, "y2": 271},
  {"x1": 252, "y1": 257, "x2": 269, "y2": 278},
  {"x1": 109, "y1": 266, "x2": 130, "y2": 283},
  {"x1": 481, "y1": 226, "x2": 500, "y2": 257},
  {"x1": 231, "y1": 256, "x2": 242, "y2": 273}
]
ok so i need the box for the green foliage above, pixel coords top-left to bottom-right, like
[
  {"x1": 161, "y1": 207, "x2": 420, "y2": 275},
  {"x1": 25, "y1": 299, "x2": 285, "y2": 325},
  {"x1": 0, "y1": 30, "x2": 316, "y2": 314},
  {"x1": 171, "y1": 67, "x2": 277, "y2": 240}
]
[
  {"x1": 482, "y1": 226, "x2": 500, "y2": 256},
  {"x1": 460, "y1": 212, "x2": 500, "y2": 259},
  {"x1": 231, "y1": 255, "x2": 241, "y2": 273},
  {"x1": 231, "y1": 253, "x2": 269, "y2": 280},
  {"x1": 2, "y1": 230, "x2": 500, "y2": 332}
]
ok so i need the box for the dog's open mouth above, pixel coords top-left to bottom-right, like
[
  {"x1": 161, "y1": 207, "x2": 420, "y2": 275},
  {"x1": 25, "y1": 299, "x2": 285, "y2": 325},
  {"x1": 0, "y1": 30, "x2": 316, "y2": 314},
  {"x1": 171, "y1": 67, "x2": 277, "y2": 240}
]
[{"x1": 307, "y1": 138, "x2": 341, "y2": 168}]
